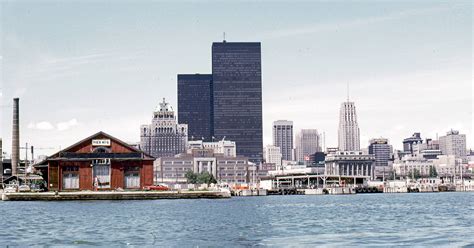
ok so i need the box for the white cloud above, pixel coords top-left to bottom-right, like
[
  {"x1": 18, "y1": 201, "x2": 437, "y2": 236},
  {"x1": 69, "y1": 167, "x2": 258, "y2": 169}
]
[
  {"x1": 27, "y1": 121, "x2": 54, "y2": 130},
  {"x1": 57, "y1": 118, "x2": 78, "y2": 131}
]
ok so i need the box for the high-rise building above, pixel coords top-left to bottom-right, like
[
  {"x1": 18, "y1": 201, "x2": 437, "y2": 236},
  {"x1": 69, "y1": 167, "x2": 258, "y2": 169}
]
[
  {"x1": 403, "y1": 132, "x2": 423, "y2": 155},
  {"x1": 264, "y1": 145, "x2": 282, "y2": 167},
  {"x1": 439, "y1": 130, "x2": 467, "y2": 162},
  {"x1": 212, "y1": 41, "x2": 263, "y2": 163},
  {"x1": 338, "y1": 101, "x2": 360, "y2": 151},
  {"x1": 295, "y1": 129, "x2": 321, "y2": 163},
  {"x1": 140, "y1": 98, "x2": 188, "y2": 158},
  {"x1": 368, "y1": 138, "x2": 393, "y2": 168},
  {"x1": 177, "y1": 74, "x2": 213, "y2": 141},
  {"x1": 272, "y1": 120, "x2": 294, "y2": 161}
]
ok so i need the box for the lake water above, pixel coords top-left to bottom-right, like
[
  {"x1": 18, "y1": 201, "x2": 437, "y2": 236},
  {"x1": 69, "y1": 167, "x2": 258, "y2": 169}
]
[{"x1": 1, "y1": 192, "x2": 473, "y2": 247}]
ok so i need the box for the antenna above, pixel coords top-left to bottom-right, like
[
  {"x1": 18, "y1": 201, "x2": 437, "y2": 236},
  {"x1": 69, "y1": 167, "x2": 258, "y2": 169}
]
[
  {"x1": 346, "y1": 82, "x2": 349, "y2": 102},
  {"x1": 223, "y1": 32, "x2": 226, "y2": 42}
]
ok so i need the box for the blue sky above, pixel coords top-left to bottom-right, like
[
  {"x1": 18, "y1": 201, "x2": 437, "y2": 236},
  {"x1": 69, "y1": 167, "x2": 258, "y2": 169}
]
[{"x1": 1, "y1": 1, "x2": 472, "y2": 157}]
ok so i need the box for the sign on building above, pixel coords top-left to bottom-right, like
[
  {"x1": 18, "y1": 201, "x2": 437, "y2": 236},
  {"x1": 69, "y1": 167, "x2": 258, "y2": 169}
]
[{"x1": 92, "y1": 139, "x2": 111, "y2": 146}]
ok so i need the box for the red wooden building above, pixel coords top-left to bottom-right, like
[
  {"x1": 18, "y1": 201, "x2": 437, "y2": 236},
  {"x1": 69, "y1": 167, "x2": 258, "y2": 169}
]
[{"x1": 35, "y1": 132, "x2": 155, "y2": 191}]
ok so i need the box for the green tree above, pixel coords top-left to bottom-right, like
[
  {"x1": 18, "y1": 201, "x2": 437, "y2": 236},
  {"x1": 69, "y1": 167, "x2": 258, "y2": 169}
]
[
  {"x1": 185, "y1": 170, "x2": 197, "y2": 184},
  {"x1": 429, "y1": 166, "x2": 438, "y2": 178},
  {"x1": 196, "y1": 172, "x2": 217, "y2": 185},
  {"x1": 412, "y1": 168, "x2": 421, "y2": 179}
]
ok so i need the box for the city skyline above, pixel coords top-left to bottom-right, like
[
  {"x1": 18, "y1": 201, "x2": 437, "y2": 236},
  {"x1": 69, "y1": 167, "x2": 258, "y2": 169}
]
[{"x1": 1, "y1": 1, "x2": 472, "y2": 158}]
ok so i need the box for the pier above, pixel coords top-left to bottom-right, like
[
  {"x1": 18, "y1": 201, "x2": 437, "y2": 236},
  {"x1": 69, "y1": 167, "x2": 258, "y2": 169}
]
[{"x1": 1, "y1": 190, "x2": 231, "y2": 201}]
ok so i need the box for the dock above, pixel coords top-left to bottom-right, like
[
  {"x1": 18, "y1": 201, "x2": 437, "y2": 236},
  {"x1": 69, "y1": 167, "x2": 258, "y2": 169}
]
[{"x1": 1, "y1": 190, "x2": 231, "y2": 201}]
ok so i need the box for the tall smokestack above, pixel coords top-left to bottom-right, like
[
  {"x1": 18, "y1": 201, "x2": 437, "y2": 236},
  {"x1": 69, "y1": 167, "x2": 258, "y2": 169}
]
[{"x1": 12, "y1": 98, "x2": 20, "y2": 175}]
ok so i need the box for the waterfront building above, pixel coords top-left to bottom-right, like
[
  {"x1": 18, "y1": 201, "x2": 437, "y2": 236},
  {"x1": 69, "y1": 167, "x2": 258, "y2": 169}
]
[
  {"x1": 403, "y1": 133, "x2": 423, "y2": 155},
  {"x1": 439, "y1": 130, "x2": 467, "y2": 162},
  {"x1": 338, "y1": 101, "x2": 360, "y2": 151},
  {"x1": 392, "y1": 155, "x2": 434, "y2": 178},
  {"x1": 272, "y1": 120, "x2": 294, "y2": 161},
  {"x1": 264, "y1": 145, "x2": 282, "y2": 167},
  {"x1": 325, "y1": 151, "x2": 375, "y2": 182},
  {"x1": 187, "y1": 139, "x2": 236, "y2": 157},
  {"x1": 34, "y1": 132, "x2": 155, "y2": 191},
  {"x1": 155, "y1": 150, "x2": 249, "y2": 184},
  {"x1": 140, "y1": 98, "x2": 188, "y2": 158},
  {"x1": 295, "y1": 129, "x2": 321, "y2": 164},
  {"x1": 177, "y1": 74, "x2": 213, "y2": 141},
  {"x1": 212, "y1": 41, "x2": 263, "y2": 163}
]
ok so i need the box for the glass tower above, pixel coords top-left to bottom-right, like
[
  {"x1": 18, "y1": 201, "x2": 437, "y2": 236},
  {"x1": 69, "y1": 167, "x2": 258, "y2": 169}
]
[{"x1": 212, "y1": 42, "x2": 263, "y2": 162}]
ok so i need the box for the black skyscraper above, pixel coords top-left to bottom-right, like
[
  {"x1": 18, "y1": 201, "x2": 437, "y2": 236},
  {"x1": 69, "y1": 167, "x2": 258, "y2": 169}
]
[
  {"x1": 177, "y1": 74, "x2": 213, "y2": 141},
  {"x1": 212, "y1": 42, "x2": 263, "y2": 162}
]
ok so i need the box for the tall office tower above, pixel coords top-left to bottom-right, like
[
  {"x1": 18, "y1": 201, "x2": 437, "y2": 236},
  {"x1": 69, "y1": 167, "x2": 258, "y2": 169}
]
[
  {"x1": 140, "y1": 98, "x2": 188, "y2": 158},
  {"x1": 264, "y1": 145, "x2": 282, "y2": 167},
  {"x1": 295, "y1": 129, "x2": 321, "y2": 163},
  {"x1": 212, "y1": 41, "x2": 263, "y2": 162},
  {"x1": 12, "y1": 98, "x2": 20, "y2": 175},
  {"x1": 177, "y1": 74, "x2": 213, "y2": 141},
  {"x1": 338, "y1": 101, "x2": 360, "y2": 151},
  {"x1": 368, "y1": 138, "x2": 393, "y2": 167},
  {"x1": 439, "y1": 130, "x2": 467, "y2": 162},
  {"x1": 272, "y1": 120, "x2": 294, "y2": 161}
]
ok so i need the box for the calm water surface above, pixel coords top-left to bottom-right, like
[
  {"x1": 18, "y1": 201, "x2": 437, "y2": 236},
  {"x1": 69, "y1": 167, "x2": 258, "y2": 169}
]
[{"x1": 1, "y1": 192, "x2": 473, "y2": 247}]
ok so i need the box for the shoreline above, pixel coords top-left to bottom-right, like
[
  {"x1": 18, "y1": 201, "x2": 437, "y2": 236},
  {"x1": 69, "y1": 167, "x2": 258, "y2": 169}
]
[{"x1": 1, "y1": 190, "x2": 231, "y2": 201}]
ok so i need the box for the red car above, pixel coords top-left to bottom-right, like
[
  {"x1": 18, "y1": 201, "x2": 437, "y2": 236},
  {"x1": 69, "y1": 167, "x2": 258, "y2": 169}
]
[{"x1": 144, "y1": 185, "x2": 170, "y2": 191}]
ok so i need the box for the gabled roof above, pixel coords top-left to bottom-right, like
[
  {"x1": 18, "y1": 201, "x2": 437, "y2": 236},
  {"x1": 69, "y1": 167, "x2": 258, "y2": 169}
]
[{"x1": 35, "y1": 131, "x2": 154, "y2": 165}]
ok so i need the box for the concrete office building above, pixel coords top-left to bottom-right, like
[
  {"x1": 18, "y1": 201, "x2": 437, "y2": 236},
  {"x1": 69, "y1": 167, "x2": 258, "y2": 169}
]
[
  {"x1": 439, "y1": 130, "x2": 467, "y2": 162},
  {"x1": 338, "y1": 101, "x2": 360, "y2": 151},
  {"x1": 155, "y1": 150, "x2": 250, "y2": 184},
  {"x1": 368, "y1": 138, "x2": 392, "y2": 167},
  {"x1": 140, "y1": 98, "x2": 188, "y2": 158},
  {"x1": 212, "y1": 41, "x2": 263, "y2": 163},
  {"x1": 272, "y1": 120, "x2": 294, "y2": 161},
  {"x1": 264, "y1": 145, "x2": 282, "y2": 167},
  {"x1": 187, "y1": 139, "x2": 236, "y2": 157},
  {"x1": 177, "y1": 74, "x2": 214, "y2": 141},
  {"x1": 403, "y1": 133, "x2": 423, "y2": 155},
  {"x1": 295, "y1": 129, "x2": 321, "y2": 163}
]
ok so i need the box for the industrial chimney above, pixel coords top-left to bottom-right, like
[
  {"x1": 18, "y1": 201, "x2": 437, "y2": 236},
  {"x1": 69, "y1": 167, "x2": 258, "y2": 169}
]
[{"x1": 12, "y1": 98, "x2": 20, "y2": 175}]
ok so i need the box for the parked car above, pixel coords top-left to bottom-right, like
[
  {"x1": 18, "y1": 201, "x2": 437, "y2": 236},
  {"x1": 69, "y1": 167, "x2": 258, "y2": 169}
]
[
  {"x1": 144, "y1": 185, "x2": 170, "y2": 191},
  {"x1": 18, "y1": 185, "x2": 31, "y2": 192}
]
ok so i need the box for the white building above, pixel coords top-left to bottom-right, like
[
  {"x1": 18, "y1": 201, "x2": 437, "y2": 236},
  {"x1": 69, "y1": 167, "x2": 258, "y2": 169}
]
[
  {"x1": 439, "y1": 130, "x2": 467, "y2": 163},
  {"x1": 392, "y1": 155, "x2": 433, "y2": 178},
  {"x1": 272, "y1": 120, "x2": 294, "y2": 161},
  {"x1": 295, "y1": 129, "x2": 321, "y2": 163},
  {"x1": 140, "y1": 98, "x2": 188, "y2": 158},
  {"x1": 325, "y1": 151, "x2": 375, "y2": 179},
  {"x1": 338, "y1": 101, "x2": 360, "y2": 151},
  {"x1": 187, "y1": 139, "x2": 236, "y2": 157},
  {"x1": 264, "y1": 145, "x2": 282, "y2": 167}
]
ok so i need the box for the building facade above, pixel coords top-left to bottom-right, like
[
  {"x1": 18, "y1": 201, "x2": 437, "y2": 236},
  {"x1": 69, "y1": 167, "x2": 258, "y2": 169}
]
[
  {"x1": 325, "y1": 151, "x2": 375, "y2": 181},
  {"x1": 264, "y1": 145, "x2": 282, "y2": 167},
  {"x1": 187, "y1": 139, "x2": 236, "y2": 157},
  {"x1": 140, "y1": 98, "x2": 188, "y2": 158},
  {"x1": 295, "y1": 129, "x2": 321, "y2": 163},
  {"x1": 368, "y1": 138, "x2": 392, "y2": 167},
  {"x1": 177, "y1": 74, "x2": 213, "y2": 141},
  {"x1": 338, "y1": 101, "x2": 360, "y2": 151},
  {"x1": 403, "y1": 132, "x2": 423, "y2": 155},
  {"x1": 155, "y1": 150, "x2": 250, "y2": 184},
  {"x1": 272, "y1": 120, "x2": 293, "y2": 161},
  {"x1": 212, "y1": 41, "x2": 263, "y2": 163},
  {"x1": 35, "y1": 132, "x2": 154, "y2": 191},
  {"x1": 439, "y1": 130, "x2": 467, "y2": 162}
]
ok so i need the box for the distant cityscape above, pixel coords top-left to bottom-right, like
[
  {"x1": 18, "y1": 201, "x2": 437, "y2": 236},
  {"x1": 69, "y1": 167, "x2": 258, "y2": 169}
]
[{"x1": 1, "y1": 40, "x2": 473, "y2": 193}]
